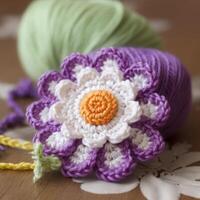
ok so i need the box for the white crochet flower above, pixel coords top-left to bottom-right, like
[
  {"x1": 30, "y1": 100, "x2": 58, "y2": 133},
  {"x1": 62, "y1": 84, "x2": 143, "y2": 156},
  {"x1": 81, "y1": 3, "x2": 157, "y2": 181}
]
[{"x1": 47, "y1": 65, "x2": 144, "y2": 148}]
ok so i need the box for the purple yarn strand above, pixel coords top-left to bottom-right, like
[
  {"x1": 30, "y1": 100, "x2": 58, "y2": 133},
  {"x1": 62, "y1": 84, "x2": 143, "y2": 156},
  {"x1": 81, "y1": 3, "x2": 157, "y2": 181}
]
[{"x1": 0, "y1": 79, "x2": 37, "y2": 134}]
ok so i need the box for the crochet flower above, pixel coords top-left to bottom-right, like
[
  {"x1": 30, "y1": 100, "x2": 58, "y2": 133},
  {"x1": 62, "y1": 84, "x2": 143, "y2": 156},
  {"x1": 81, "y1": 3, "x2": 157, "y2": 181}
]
[{"x1": 27, "y1": 48, "x2": 170, "y2": 182}]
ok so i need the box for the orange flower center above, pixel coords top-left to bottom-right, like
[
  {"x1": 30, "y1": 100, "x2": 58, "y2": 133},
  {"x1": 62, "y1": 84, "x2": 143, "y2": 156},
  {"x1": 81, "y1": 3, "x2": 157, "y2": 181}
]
[{"x1": 80, "y1": 90, "x2": 118, "y2": 126}]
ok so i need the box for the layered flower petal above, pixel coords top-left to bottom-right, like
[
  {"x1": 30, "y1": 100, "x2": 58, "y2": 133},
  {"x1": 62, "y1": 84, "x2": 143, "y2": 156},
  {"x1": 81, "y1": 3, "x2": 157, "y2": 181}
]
[
  {"x1": 124, "y1": 66, "x2": 158, "y2": 95},
  {"x1": 37, "y1": 71, "x2": 63, "y2": 99},
  {"x1": 33, "y1": 125, "x2": 59, "y2": 143},
  {"x1": 61, "y1": 53, "x2": 92, "y2": 81},
  {"x1": 106, "y1": 122, "x2": 131, "y2": 144},
  {"x1": 49, "y1": 102, "x2": 66, "y2": 123},
  {"x1": 113, "y1": 80, "x2": 136, "y2": 102},
  {"x1": 76, "y1": 67, "x2": 98, "y2": 86},
  {"x1": 130, "y1": 125, "x2": 165, "y2": 161},
  {"x1": 33, "y1": 126, "x2": 77, "y2": 158},
  {"x1": 61, "y1": 142, "x2": 98, "y2": 177},
  {"x1": 141, "y1": 93, "x2": 170, "y2": 127},
  {"x1": 96, "y1": 141, "x2": 136, "y2": 182},
  {"x1": 44, "y1": 131, "x2": 77, "y2": 157},
  {"x1": 82, "y1": 132, "x2": 107, "y2": 148},
  {"x1": 94, "y1": 48, "x2": 127, "y2": 72},
  {"x1": 26, "y1": 100, "x2": 54, "y2": 129},
  {"x1": 55, "y1": 79, "x2": 76, "y2": 101},
  {"x1": 61, "y1": 122, "x2": 83, "y2": 139},
  {"x1": 100, "y1": 65, "x2": 123, "y2": 84},
  {"x1": 123, "y1": 101, "x2": 142, "y2": 123}
]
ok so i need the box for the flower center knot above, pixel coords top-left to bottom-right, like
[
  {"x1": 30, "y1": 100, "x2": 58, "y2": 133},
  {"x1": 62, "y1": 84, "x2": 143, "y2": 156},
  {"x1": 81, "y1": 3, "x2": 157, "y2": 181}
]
[{"x1": 80, "y1": 90, "x2": 118, "y2": 126}]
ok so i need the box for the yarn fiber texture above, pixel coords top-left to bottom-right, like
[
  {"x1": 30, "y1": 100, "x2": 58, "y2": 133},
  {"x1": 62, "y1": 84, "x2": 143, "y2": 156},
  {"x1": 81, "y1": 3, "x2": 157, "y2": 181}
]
[
  {"x1": 18, "y1": 0, "x2": 161, "y2": 80},
  {"x1": 27, "y1": 47, "x2": 191, "y2": 182}
]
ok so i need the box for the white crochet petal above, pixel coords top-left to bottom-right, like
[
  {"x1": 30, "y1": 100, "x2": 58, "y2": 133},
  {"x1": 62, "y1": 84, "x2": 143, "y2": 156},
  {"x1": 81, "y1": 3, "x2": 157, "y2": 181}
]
[
  {"x1": 130, "y1": 128, "x2": 151, "y2": 150},
  {"x1": 113, "y1": 80, "x2": 136, "y2": 102},
  {"x1": 131, "y1": 74, "x2": 149, "y2": 92},
  {"x1": 103, "y1": 59, "x2": 119, "y2": 69},
  {"x1": 76, "y1": 67, "x2": 98, "y2": 86},
  {"x1": 106, "y1": 122, "x2": 130, "y2": 144},
  {"x1": 61, "y1": 122, "x2": 82, "y2": 139},
  {"x1": 39, "y1": 107, "x2": 50, "y2": 123},
  {"x1": 46, "y1": 131, "x2": 70, "y2": 150},
  {"x1": 100, "y1": 64, "x2": 122, "y2": 84},
  {"x1": 49, "y1": 102, "x2": 66, "y2": 123},
  {"x1": 73, "y1": 64, "x2": 85, "y2": 74},
  {"x1": 123, "y1": 101, "x2": 142, "y2": 123},
  {"x1": 55, "y1": 79, "x2": 76, "y2": 101},
  {"x1": 82, "y1": 132, "x2": 107, "y2": 148},
  {"x1": 141, "y1": 102, "x2": 157, "y2": 119},
  {"x1": 103, "y1": 143, "x2": 125, "y2": 168},
  {"x1": 69, "y1": 144, "x2": 92, "y2": 164},
  {"x1": 48, "y1": 81, "x2": 58, "y2": 96}
]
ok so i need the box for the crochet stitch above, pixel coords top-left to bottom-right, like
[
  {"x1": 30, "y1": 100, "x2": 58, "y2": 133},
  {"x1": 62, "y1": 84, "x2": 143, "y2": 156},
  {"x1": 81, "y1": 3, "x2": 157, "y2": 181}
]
[
  {"x1": 27, "y1": 47, "x2": 191, "y2": 182},
  {"x1": 80, "y1": 90, "x2": 118, "y2": 126}
]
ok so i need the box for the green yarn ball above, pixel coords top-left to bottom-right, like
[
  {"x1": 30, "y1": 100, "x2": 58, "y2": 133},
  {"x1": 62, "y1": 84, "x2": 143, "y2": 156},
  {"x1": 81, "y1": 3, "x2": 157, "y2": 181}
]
[{"x1": 18, "y1": 0, "x2": 161, "y2": 80}]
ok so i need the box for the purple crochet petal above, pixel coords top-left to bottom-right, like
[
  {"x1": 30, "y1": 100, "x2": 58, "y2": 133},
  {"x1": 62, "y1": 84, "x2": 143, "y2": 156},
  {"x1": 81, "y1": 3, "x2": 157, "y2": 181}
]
[
  {"x1": 61, "y1": 53, "x2": 92, "y2": 81},
  {"x1": 26, "y1": 99, "x2": 55, "y2": 130},
  {"x1": 130, "y1": 125, "x2": 165, "y2": 162},
  {"x1": 61, "y1": 142, "x2": 98, "y2": 178},
  {"x1": 93, "y1": 47, "x2": 128, "y2": 72},
  {"x1": 46, "y1": 132, "x2": 76, "y2": 158},
  {"x1": 33, "y1": 126, "x2": 77, "y2": 158},
  {"x1": 95, "y1": 140, "x2": 136, "y2": 182},
  {"x1": 33, "y1": 125, "x2": 60, "y2": 143},
  {"x1": 37, "y1": 71, "x2": 63, "y2": 99},
  {"x1": 141, "y1": 93, "x2": 171, "y2": 127},
  {"x1": 124, "y1": 65, "x2": 158, "y2": 95}
]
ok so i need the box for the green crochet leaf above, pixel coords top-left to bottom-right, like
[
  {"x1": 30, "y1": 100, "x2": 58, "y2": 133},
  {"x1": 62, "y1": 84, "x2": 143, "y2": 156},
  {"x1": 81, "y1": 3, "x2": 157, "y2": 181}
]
[{"x1": 32, "y1": 143, "x2": 61, "y2": 182}]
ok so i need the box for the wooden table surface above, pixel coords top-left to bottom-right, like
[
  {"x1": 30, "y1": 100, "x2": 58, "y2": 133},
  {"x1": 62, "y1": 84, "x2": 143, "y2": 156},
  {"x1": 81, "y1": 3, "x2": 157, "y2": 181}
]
[{"x1": 0, "y1": 0, "x2": 200, "y2": 199}]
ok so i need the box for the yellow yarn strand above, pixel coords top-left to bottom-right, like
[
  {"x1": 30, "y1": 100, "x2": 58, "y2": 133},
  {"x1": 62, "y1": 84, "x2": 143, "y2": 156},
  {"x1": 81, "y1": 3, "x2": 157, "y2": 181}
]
[
  {"x1": 0, "y1": 162, "x2": 35, "y2": 170},
  {"x1": 0, "y1": 135, "x2": 34, "y2": 171},
  {"x1": 0, "y1": 135, "x2": 33, "y2": 151}
]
